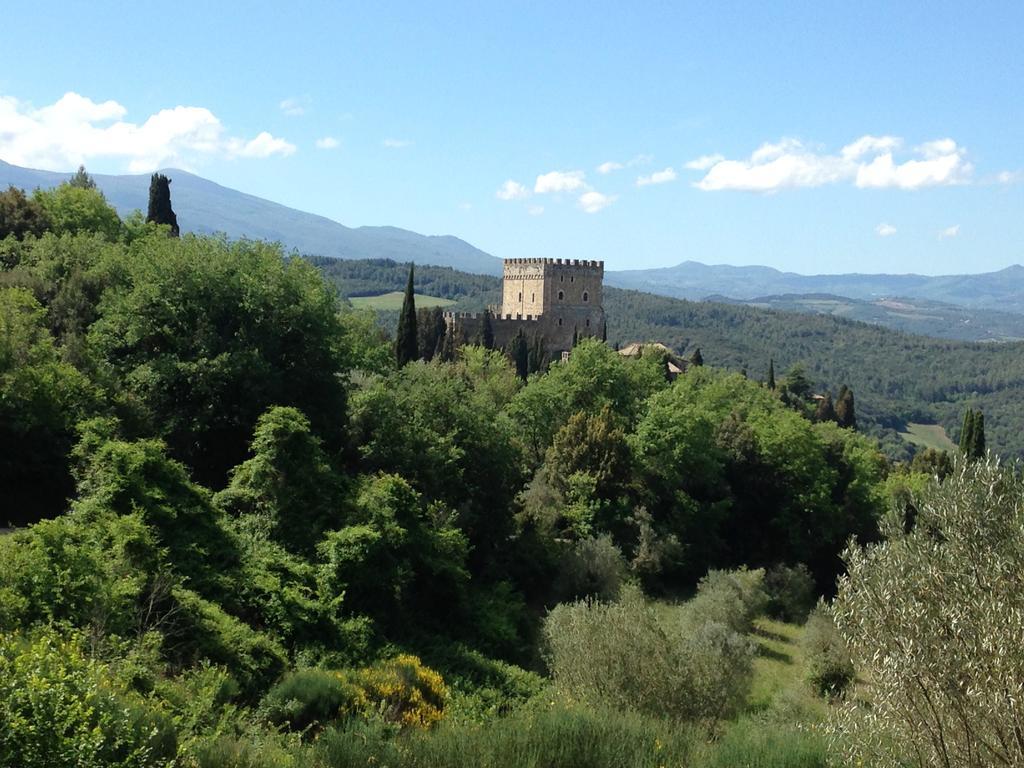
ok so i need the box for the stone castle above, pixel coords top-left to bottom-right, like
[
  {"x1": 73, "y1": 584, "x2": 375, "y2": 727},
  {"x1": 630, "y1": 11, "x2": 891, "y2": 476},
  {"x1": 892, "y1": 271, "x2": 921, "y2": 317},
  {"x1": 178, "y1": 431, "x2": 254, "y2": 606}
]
[{"x1": 444, "y1": 258, "x2": 605, "y2": 354}]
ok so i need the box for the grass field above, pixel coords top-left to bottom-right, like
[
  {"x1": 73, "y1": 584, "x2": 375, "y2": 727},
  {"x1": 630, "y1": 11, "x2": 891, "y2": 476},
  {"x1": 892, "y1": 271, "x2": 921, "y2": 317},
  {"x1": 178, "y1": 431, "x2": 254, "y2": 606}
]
[
  {"x1": 898, "y1": 421, "x2": 957, "y2": 451},
  {"x1": 349, "y1": 292, "x2": 455, "y2": 310}
]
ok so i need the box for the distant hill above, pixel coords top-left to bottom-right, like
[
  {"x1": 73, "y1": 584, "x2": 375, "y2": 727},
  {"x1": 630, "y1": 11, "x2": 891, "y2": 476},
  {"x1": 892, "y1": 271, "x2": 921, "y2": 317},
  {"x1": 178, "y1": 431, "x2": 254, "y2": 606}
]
[
  {"x1": 707, "y1": 293, "x2": 1024, "y2": 342},
  {"x1": 0, "y1": 159, "x2": 502, "y2": 275},
  {"x1": 607, "y1": 261, "x2": 1024, "y2": 315}
]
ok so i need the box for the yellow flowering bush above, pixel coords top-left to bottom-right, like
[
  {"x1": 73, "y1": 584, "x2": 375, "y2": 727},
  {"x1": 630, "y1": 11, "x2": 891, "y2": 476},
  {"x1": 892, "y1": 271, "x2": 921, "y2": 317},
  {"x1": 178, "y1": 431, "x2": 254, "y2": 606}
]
[{"x1": 347, "y1": 654, "x2": 448, "y2": 729}]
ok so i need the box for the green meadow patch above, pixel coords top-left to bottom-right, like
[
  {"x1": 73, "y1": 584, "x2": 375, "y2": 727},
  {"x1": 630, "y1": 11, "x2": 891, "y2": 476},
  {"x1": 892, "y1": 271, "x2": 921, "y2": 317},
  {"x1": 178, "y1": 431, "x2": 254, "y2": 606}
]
[{"x1": 350, "y1": 292, "x2": 455, "y2": 310}]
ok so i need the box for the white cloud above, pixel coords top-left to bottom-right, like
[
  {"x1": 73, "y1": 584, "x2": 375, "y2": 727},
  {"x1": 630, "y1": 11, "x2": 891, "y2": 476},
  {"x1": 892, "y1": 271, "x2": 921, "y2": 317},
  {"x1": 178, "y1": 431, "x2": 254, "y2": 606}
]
[
  {"x1": 535, "y1": 169, "x2": 587, "y2": 194},
  {"x1": 496, "y1": 179, "x2": 530, "y2": 201},
  {"x1": 939, "y1": 225, "x2": 960, "y2": 239},
  {"x1": 997, "y1": 170, "x2": 1019, "y2": 184},
  {"x1": 528, "y1": 205, "x2": 544, "y2": 216},
  {"x1": 315, "y1": 136, "x2": 339, "y2": 150},
  {"x1": 578, "y1": 191, "x2": 616, "y2": 213},
  {"x1": 841, "y1": 135, "x2": 901, "y2": 160},
  {"x1": 685, "y1": 153, "x2": 724, "y2": 171},
  {"x1": 279, "y1": 96, "x2": 310, "y2": 116},
  {"x1": 597, "y1": 154, "x2": 652, "y2": 174},
  {"x1": 382, "y1": 137, "x2": 412, "y2": 148},
  {"x1": 876, "y1": 223, "x2": 897, "y2": 237},
  {"x1": 688, "y1": 135, "x2": 972, "y2": 192},
  {"x1": 0, "y1": 92, "x2": 295, "y2": 172},
  {"x1": 229, "y1": 131, "x2": 296, "y2": 159},
  {"x1": 636, "y1": 167, "x2": 677, "y2": 186}
]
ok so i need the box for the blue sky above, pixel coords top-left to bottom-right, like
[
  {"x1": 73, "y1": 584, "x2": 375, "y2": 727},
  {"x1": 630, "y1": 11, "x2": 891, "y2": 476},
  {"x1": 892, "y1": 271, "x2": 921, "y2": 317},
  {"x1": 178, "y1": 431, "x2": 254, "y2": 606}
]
[{"x1": 1, "y1": 1, "x2": 1021, "y2": 273}]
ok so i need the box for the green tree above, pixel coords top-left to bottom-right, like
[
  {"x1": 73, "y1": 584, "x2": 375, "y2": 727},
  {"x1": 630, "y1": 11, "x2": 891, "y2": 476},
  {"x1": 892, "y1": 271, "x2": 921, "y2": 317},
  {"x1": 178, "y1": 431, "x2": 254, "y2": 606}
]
[
  {"x1": 146, "y1": 173, "x2": 179, "y2": 236},
  {"x1": 835, "y1": 384, "x2": 857, "y2": 430},
  {"x1": 68, "y1": 165, "x2": 97, "y2": 190},
  {"x1": 767, "y1": 358, "x2": 776, "y2": 390},
  {"x1": 0, "y1": 288, "x2": 98, "y2": 525},
  {"x1": 416, "y1": 305, "x2": 446, "y2": 361},
  {"x1": 34, "y1": 184, "x2": 121, "y2": 241},
  {"x1": 689, "y1": 347, "x2": 703, "y2": 366},
  {"x1": 509, "y1": 329, "x2": 529, "y2": 380},
  {"x1": 814, "y1": 392, "x2": 837, "y2": 423},
  {"x1": 0, "y1": 185, "x2": 51, "y2": 240},
  {"x1": 480, "y1": 308, "x2": 495, "y2": 349},
  {"x1": 395, "y1": 263, "x2": 418, "y2": 365},
  {"x1": 87, "y1": 236, "x2": 350, "y2": 486},
  {"x1": 831, "y1": 457, "x2": 1024, "y2": 767},
  {"x1": 971, "y1": 410, "x2": 986, "y2": 459},
  {"x1": 215, "y1": 406, "x2": 344, "y2": 554},
  {"x1": 959, "y1": 408, "x2": 976, "y2": 456}
]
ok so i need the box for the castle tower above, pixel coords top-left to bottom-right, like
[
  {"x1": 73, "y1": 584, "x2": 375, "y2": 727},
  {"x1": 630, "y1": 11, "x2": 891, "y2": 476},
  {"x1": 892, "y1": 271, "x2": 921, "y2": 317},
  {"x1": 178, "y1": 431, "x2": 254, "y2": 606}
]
[
  {"x1": 445, "y1": 257, "x2": 605, "y2": 356},
  {"x1": 499, "y1": 258, "x2": 605, "y2": 346}
]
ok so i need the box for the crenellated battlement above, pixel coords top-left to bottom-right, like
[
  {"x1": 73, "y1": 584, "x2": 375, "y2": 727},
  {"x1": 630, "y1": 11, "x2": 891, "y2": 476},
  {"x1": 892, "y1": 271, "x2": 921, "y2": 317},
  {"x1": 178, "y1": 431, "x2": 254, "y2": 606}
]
[{"x1": 503, "y1": 258, "x2": 604, "y2": 268}]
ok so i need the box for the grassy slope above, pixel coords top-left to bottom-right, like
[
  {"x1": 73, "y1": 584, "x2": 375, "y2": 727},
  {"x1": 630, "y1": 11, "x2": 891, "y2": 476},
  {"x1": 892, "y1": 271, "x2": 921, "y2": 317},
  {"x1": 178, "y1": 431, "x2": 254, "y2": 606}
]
[
  {"x1": 898, "y1": 422, "x2": 957, "y2": 451},
  {"x1": 350, "y1": 292, "x2": 455, "y2": 310}
]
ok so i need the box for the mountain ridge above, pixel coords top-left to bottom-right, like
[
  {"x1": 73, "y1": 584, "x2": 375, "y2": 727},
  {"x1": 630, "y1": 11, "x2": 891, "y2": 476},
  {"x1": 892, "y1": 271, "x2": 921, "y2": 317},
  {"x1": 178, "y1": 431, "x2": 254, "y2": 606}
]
[{"x1": 0, "y1": 159, "x2": 503, "y2": 275}]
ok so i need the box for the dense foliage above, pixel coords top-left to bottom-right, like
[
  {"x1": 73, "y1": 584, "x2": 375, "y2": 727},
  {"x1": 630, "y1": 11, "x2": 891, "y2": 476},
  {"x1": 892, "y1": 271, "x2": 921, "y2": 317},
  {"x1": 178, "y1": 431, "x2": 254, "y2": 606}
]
[
  {"x1": 1, "y1": 192, "x2": 976, "y2": 766},
  {"x1": 830, "y1": 457, "x2": 1024, "y2": 767}
]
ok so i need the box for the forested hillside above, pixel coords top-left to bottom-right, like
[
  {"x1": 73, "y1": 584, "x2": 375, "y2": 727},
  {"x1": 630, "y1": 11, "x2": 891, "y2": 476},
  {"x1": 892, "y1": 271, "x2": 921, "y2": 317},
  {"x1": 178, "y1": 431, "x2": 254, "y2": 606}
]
[
  {"x1": 1, "y1": 174, "x2": 900, "y2": 766},
  {"x1": 311, "y1": 257, "x2": 1024, "y2": 460}
]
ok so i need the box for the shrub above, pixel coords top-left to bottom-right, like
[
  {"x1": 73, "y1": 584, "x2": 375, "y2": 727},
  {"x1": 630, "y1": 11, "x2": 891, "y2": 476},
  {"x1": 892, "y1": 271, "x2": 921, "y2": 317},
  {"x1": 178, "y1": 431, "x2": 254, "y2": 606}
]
[
  {"x1": 829, "y1": 457, "x2": 1024, "y2": 767},
  {"x1": 261, "y1": 668, "x2": 361, "y2": 733},
  {"x1": 543, "y1": 584, "x2": 755, "y2": 726},
  {"x1": 801, "y1": 606, "x2": 854, "y2": 698},
  {"x1": 348, "y1": 654, "x2": 448, "y2": 730},
  {"x1": 682, "y1": 567, "x2": 767, "y2": 634},
  {"x1": 0, "y1": 631, "x2": 177, "y2": 768},
  {"x1": 764, "y1": 563, "x2": 816, "y2": 623},
  {"x1": 553, "y1": 534, "x2": 626, "y2": 603}
]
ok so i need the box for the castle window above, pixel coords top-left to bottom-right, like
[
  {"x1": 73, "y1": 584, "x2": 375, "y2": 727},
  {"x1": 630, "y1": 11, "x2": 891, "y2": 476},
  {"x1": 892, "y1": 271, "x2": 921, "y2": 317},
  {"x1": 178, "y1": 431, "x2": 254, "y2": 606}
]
[
  {"x1": 586, "y1": 319, "x2": 590, "y2": 327},
  {"x1": 531, "y1": 293, "x2": 535, "y2": 302},
  {"x1": 583, "y1": 291, "x2": 589, "y2": 302},
  {"x1": 558, "y1": 318, "x2": 563, "y2": 326},
  {"x1": 558, "y1": 290, "x2": 564, "y2": 300},
  {"x1": 518, "y1": 292, "x2": 522, "y2": 301},
  {"x1": 560, "y1": 275, "x2": 564, "y2": 282},
  {"x1": 571, "y1": 276, "x2": 574, "y2": 283}
]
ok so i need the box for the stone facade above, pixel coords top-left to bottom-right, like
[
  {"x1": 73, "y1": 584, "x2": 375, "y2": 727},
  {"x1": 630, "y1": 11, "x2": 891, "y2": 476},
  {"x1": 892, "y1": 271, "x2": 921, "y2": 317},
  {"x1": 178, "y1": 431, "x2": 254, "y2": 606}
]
[{"x1": 445, "y1": 258, "x2": 605, "y2": 354}]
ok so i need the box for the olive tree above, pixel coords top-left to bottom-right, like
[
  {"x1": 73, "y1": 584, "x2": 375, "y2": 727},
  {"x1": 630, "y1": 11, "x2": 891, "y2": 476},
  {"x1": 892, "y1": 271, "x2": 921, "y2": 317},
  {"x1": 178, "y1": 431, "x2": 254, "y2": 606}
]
[{"x1": 829, "y1": 457, "x2": 1024, "y2": 768}]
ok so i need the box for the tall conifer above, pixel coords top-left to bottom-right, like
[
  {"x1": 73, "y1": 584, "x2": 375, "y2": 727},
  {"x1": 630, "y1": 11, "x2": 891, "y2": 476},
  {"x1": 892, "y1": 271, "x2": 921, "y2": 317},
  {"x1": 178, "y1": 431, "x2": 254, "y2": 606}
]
[
  {"x1": 395, "y1": 264, "x2": 418, "y2": 366},
  {"x1": 147, "y1": 173, "x2": 180, "y2": 236},
  {"x1": 959, "y1": 409, "x2": 976, "y2": 455},
  {"x1": 510, "y1": 329, "x2": 529, "y2": 380},
  {"x1": 836, "y1": 385, "x2": 857, "y2": 430},
  {"x1": 815, "y1": 393, "x2": 838, "y2": 423},
  {"x1": 972, "y1": 411, "x2": 986, "y2": 459},
  {"x1": 481, "y1": 309, "x2": 494, "y2": 349},
  {"x1": 767, "y1": 359, "x2": 776, "y2": 390},
  {"x1": 689, "y1": 347, "x2": 704, "y2": 366}
]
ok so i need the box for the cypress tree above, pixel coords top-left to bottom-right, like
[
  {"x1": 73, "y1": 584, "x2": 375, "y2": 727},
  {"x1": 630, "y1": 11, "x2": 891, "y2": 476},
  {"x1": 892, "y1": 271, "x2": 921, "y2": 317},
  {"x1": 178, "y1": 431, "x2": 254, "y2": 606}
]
[
  {"x1": 767, "y1": 359, "x2": 776, "y2": 390},
  {"x1": 481, "y1": 309, "x2": 494, "y2": 349},
  {"x1": 814, "y1": 393, "x2": 838, "y2": 423},
  {"x1": 572, "y1": 327, "x2": 579, "y2": 348},
  {"x1": 417, "y1": 306, "x2": 445, "y2": 361},
  {"x1": 146, "y1": 173, "x2": 180, "y2": 236},
  {"x1": 836, "y1": 385, "x2": 857, "y2": 430},
  {"x1": 971, "y1": 411, "x2": 986, "y2": 459},
  {"x1": 689, "y1": 347, "x2": 704, "y2": 366},
  {"x1": 959, "y1": 409, "x2": 975, "y2": 455},
  {"x1": 395, "y1": 263, "x2": 418, "y2": 366},
  {"x1": 439, "y1": 326, "x2": 456, "y2": 362},
  {"x1": 510, "y1": 329, "x2": 529, "y2": 380}
]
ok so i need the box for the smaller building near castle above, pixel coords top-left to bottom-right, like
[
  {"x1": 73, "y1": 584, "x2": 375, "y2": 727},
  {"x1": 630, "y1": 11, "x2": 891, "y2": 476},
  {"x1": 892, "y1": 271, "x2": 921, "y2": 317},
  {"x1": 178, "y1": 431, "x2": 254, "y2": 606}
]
[{"x1": 444, "y1": 258, "x2": 605, "y2": 355}]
